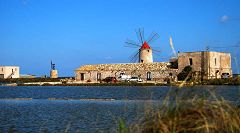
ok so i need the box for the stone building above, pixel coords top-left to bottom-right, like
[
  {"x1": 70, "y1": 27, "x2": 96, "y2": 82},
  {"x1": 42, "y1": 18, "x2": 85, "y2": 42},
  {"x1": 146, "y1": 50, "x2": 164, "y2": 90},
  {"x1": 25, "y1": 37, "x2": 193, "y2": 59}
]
[
  {"x1": 75, "y1": 32, "x2": 232, "y2": 83},
  {"x1": 0, "y1": 66, "x2": 20, "y2": 79},
  {"x1": 75, "y1": 51, "x2": 232, "y2": 83},
  {"x1": 178, "y1": 51, "x2": 232, "y2": 79},
  {"x1": 75, "y1": 62, "x2": 178, "y2": 83},
  {"x1": 75, "y1": 40, "x2": 179, "y2": 83}
]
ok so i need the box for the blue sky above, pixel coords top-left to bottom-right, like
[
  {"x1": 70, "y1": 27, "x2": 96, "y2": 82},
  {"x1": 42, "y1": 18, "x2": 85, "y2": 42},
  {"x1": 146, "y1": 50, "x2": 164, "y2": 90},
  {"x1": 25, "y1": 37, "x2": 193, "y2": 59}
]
[{"x1": 1, "y1": 0, "x2": 240, "y2": 76}]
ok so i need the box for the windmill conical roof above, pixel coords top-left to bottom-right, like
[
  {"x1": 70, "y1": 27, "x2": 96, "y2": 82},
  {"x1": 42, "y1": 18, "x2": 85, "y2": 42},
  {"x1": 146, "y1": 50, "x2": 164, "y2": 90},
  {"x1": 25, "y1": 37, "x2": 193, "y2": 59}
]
[{"x1": 141, "y1": 41, "x2": 151, "y2": 49}]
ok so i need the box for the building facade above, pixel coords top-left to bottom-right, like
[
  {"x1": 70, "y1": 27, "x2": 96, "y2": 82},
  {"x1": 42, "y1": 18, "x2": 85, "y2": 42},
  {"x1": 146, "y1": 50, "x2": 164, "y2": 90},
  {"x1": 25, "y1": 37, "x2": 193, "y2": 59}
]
[
  {"x1": 75, "y1": 51, "x2": 232, "y2": 83},
  {"x1": 178, "y1": 51, "x2": 232, "y2": 79},
  {"x1": 0, "y1": 66, "x2": 20, "y2": 79},
  {"x1": 75, "y1": 62, "x2": 178, "y2": 83}
]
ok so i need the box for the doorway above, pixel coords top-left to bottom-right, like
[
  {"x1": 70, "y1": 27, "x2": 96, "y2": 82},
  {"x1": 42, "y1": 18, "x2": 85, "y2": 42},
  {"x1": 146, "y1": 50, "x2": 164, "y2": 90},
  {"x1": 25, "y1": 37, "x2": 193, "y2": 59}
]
[{"x1": 147, "y1": 72, "x2": 152, "y2": 81}]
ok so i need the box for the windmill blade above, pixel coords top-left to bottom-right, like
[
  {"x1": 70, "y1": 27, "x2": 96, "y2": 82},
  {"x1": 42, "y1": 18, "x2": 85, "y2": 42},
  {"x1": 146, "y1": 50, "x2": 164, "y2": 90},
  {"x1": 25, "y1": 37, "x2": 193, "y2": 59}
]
[
  {"x1": 147, "y1": 32, "x2": 159, "y2": 44},
  {"x1": 131, "y1": 55, "x2": 139, "y2": 63},
  {"x1": 152, "y1": 49, "x2": 161, "y2": 53},
  {"x1": 151, "y1": 46, "x2": 161, "y2": 49},
  {"x1": 129, "y1": 50, "x2": 139, "y2": 59},
  {"x1": 152, "y1": 51, "x2": 161, "y2": 57},
  {"x1": 169, "y1": 36, "x2": 177, "y2": 57},
  {"x1": 139, "y1": 28, "x2": 145, "y2": 44},
  {"x1": 142, "y1": 28, "x2": 145, "y2": 42},
  {"x1": 129, "y1": 50, "x2": 140, "y2": 63},
  {"x1": 125, "y1": 39, "x2": 141, "y2": 47},
  {"x1": 124, "y1": 45, "x2": 139, "y2": 48},
  {"x1": 51, "y1": 60, "x2": 53, "y2": 69},
  {"x1": 135, "y1": 28, "x2": 144, "y2": 44},
  {"x1": 125, "y1": 42, "x2": 141, "y2": 47}
]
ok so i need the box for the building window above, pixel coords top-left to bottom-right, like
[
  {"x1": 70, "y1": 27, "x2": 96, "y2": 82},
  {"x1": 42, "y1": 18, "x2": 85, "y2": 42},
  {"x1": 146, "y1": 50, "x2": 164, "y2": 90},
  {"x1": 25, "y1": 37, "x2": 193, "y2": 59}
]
[
  {"x1": 1, "y1": 68, "x2": 3, "y2": 71},
  {"x1": 141, "y1": 60, "x2": 144, "y2": 63},
  {"x1": 80, "y1": 73, "x2": 85, "y2": 81},
  {"x1": 215, "y1": 58, "x2": 217, "y2": 66},
  {"x1": 12, "y1": 69, "x2": 14, "y2": 72},
  {"x1": 97, "y1": 73, "x2": 101, "y2": 81},
  {"x1": 147, "y1": 72, "x2": 152, "y2": 81},
  {"x1": 189, "y1": 58, "x2": 193, "y2": 65}
]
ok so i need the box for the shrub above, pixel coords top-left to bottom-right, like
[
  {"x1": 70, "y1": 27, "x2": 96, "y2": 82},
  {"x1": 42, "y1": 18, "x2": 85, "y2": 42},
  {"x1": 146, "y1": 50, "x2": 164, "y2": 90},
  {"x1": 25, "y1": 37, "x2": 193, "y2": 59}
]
[
  {"x1": 177, "y1": 66, "x2": 192, "y2": 81},
  {"x1": 118, "y1": 91, "x2": 240, "y2": 133}
]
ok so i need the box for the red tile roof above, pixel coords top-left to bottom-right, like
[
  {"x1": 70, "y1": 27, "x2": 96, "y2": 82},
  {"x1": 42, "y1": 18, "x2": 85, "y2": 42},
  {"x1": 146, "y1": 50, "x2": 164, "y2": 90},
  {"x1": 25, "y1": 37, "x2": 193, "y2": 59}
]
[{"x1": 141, "y1": 41, "x2": 151, "y2": 49}]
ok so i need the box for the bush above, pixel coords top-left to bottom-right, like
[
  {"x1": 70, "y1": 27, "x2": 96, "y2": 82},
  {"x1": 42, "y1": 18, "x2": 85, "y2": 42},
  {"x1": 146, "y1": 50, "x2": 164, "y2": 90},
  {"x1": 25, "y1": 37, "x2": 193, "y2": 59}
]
[
  {"x1": 177, "y1": 66, "x2": 192, "y2": 81},
  {"x1": 204, "y1": 78, "x2": 240, "y2": 85},
  {"x1": 0, "y1": 78, "x2": 61, "y2": 84},
  {"x1": 118, "y1": 91, "x2": 240, "y2": 133}
]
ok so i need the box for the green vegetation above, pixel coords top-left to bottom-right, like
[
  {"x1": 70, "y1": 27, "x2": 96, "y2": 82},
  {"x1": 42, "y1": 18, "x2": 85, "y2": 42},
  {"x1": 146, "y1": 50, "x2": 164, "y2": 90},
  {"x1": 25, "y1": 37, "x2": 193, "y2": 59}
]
[
  {"x1": 117, "y1": 90, "x2": 240, "y2": 133},
  {"x1": 1, "y1": 74, "x2": 240, "y2": 86},
  {"x1": 177, "y1": 66, "x2": 192, "y2": 81},
  {"x1": 17, "y1": 82, "x2": 167, "y2": 86},
  {"x1": 203, "y1": 78, "x2": 240, "y2": 85},
  {"x1": 0, "y1": 78, "x2": 60, "y2": 84}
]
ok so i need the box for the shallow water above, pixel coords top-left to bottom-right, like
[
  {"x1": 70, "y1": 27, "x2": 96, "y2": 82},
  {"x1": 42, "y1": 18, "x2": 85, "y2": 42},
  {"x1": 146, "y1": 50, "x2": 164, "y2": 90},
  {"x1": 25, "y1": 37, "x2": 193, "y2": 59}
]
[{"x1": 0, "y1": 86, "x2": 239, "y2": 132}]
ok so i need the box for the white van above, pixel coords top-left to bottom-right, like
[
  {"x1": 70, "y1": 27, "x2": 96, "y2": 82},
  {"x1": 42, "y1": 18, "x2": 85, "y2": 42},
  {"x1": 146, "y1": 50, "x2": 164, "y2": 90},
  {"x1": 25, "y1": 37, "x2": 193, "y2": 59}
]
[
  {"x1": 118, "y1": 75, "x2": 131, "y2": 81},
  {"x1": 129, "y1": 77, "x2": 143, "y2": 82}
]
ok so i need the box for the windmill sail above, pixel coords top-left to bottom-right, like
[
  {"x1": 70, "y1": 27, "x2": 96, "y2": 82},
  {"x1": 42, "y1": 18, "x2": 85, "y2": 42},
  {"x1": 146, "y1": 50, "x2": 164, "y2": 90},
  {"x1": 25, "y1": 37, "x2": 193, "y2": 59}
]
[{"x1": 169, "y1": 36, "x2": 177, "y2": 57}]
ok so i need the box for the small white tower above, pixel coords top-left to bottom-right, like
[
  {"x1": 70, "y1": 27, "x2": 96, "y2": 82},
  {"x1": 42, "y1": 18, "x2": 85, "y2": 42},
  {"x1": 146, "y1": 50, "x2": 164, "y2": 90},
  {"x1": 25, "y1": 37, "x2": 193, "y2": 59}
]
[
  {"x1": 139, "y1": 41, "x2": 153, "y2": 63},
  {"x1": 50, "y1": 61, "x2": 58, "y2": 78}
]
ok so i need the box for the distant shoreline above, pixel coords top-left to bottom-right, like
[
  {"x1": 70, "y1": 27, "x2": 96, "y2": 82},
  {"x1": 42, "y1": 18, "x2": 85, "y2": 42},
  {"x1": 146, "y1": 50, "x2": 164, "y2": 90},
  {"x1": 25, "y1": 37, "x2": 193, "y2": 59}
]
[
  {"x1": 1, "y1": 82, "x2": 240, "y2": 87},
  {"x1": 1, "y1": 77, "x2": 240, "y2": 86}
]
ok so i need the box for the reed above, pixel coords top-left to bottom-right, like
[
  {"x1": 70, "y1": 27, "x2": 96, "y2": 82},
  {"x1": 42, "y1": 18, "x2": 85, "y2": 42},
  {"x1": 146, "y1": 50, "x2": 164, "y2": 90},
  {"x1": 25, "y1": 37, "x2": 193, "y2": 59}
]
[{"x1": 118, "y1": 90, "x2": 240, "y2": 133}]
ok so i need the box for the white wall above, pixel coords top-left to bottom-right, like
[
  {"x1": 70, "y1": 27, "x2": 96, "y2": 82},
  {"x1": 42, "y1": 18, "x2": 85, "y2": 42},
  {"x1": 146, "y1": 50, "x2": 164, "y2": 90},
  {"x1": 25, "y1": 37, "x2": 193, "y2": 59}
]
[{"x1": 0, "y1": 66, "x2": 20, "y2": 79}]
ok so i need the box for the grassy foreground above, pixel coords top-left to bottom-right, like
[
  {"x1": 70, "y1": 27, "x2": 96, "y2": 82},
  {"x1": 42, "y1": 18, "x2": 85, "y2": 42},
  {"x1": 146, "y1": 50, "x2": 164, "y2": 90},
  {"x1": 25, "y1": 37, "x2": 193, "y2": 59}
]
[{"x1": 118, "y1": 91, "x2": 240, "y2": 133}]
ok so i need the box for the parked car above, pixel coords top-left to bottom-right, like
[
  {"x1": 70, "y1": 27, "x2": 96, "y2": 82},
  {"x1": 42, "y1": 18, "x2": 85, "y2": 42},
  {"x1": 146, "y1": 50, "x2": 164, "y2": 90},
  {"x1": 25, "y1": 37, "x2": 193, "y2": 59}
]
[
  {"x1": 118, "y1": 75, "x2": 131, "y2": 81},
  {"x1": 221, "y1": 73, "x2": 230, "y2": 79},
  {"x1": 102, "y1": 77, "x2": 117, "y2": 83},
  {"x1": 128, "y1": 77, "x2": 143, "y2": 82}
]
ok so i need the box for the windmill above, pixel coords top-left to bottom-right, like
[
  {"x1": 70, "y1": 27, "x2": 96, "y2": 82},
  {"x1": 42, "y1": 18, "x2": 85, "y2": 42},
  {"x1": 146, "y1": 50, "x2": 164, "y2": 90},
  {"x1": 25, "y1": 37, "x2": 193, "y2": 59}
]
[
  {"x1": 51, "y1": 61, "x2": 56, "y2": 70},
  {"x1": 50, "y1": 60, "x2": 58, "y2": 78},
  {"x1": 125, "y1": 28, "x2": 161, "y2": 63}
]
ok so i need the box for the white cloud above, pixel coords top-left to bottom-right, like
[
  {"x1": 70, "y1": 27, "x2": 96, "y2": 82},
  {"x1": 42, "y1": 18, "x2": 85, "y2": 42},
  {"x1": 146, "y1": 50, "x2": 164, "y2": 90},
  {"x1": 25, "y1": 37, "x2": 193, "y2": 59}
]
[{"x1": 220, "y1": 15, "x2": 229, "y2": 23}]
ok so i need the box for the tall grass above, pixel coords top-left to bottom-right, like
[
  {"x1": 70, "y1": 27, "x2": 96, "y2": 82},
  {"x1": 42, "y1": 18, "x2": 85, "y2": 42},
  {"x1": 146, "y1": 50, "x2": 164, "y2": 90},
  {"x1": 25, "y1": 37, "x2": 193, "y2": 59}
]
[{"x1": 118, "y1": 90, "x2": 240, "y2": 133}]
